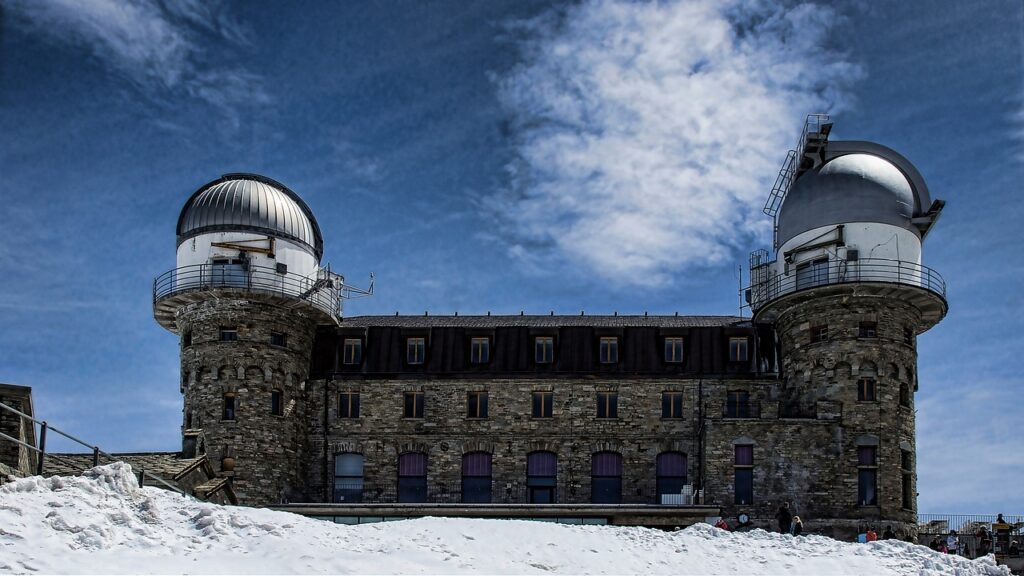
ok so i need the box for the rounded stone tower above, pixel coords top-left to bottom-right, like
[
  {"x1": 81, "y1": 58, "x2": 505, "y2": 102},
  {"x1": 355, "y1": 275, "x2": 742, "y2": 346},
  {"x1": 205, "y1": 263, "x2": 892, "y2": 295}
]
[
  {"x1": 153, "y1": 174, "x2": 343, "y2": 505},
  {"x1": 750, "y1": 137, "x2": 947, "y2": 535}
]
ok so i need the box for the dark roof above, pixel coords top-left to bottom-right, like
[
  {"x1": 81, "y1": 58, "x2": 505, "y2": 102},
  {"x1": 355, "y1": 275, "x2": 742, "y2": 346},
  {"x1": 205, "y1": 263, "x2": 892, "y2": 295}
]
[
  {"x1": 338, "y1": 315, "x2": 749, "y2": 329},
  {"x1": 43, "y1": 452, "x2": 205, "y2": 482}
]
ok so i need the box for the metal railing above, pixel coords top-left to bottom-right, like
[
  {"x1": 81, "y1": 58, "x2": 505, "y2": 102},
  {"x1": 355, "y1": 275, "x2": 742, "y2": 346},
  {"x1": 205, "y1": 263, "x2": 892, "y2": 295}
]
[
  {"x1": 748, "y1": 257, "x2": 946, "y2": 312},
  {"x1": 326, "y1": 481, "x2": 702, "y2": 506},
  {"x1": 153, "y1": 263, "x2": 342, "y2": 318},
  {"x1": 918, "y1": 514, "x2": 1023, "y2": 559},
  {"x1": 0, "y1": 401, "x2": 186, "y2": 496}
]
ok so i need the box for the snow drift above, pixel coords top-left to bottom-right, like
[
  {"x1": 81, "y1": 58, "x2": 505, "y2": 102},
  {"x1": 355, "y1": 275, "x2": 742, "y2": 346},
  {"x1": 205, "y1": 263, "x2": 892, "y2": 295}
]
[{"x1": 0, "y1": 464, "x2": 1010, "y2": 575}]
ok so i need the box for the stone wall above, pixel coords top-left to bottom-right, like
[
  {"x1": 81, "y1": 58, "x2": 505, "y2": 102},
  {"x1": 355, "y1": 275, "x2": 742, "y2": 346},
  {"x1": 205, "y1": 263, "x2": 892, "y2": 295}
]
[
  {"x1": 0, "y1": 384, "x2": 36, "y2": 477},
  {"x1": 176, "y1": 298, "x2": 318, "y2": 505}
]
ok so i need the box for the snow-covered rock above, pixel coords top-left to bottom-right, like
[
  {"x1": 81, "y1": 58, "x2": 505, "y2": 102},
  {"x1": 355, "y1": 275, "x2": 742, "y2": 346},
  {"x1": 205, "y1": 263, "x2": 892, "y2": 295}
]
[{"x1": 0, "y1": 464, "x2": 1010, "y2": 575}]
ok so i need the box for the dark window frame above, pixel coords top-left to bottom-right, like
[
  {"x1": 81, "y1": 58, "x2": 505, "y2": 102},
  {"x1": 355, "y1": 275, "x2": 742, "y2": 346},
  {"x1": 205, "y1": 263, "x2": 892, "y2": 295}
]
[
  {"x1": 342, "y1": 338, "x2": 363, "y2": 365},
  {"x1": 403, "y1": 391, "x2": 425, "y2": 419},
  {"x1": 334, "y1": 452, "x2": 364, "y2": 503},
  {"x1": 726, "y1": 390, "x2": 751, "y2": 418},
  {"x1": 596, "y1": 391, "x2": 618, "y2": 419},
  {"x1": 857, "y1": 445, "x2": 878, "y2": 506},
  {"x1": 406, "y1": 337, "x2": 426, "y2": 365},
  {"x1": 270, "y1": 389, "x2": 283, "y2": 416},
  {"x1": 599, "y1": 336, "x2": 619, "y2": 364},
  {"x1": 734, "y1": 445, "x2": 754, "y2": 505},
  {"x1": 219, "y1": 328, "x2": 238, "y2": 342},
  {"x1": 661, "y1": 391, "x2": 684, "y2": 419},
  {"x1": 270, "y1": 331, "x2": 286, "y2": 347},
  {"x1": 857, "y1": 378, "x2": 877, "y2": 402},
  {"x1": 728, "y1": 337, "x2": 749, "y2": 362},
  {"x1": 339, "y1": 391, "x2": 360, "y2": 418},
  {"x1": 810, "y1": 324, "x2": 829, "y2": 344},
  {"x1": 859, "y1": 321, "x2": 878, "y2": 339},
  {"x1": 466, "y1": 391, "x2": 489, "y2": 419},
  {"x1": 664, "y1": 337, "x2": 684, "y2": 363},
  {"x1": 532, "y1": 391, "x2": 553, "y2": 418},
  {"x1": 469, "y1": 337, "x2": 490, "y2": 364},
  {"x1": 535, "y1": 336, "x2": 555, "y2": 364},
  {"x1": 222, "y1": 393, "x2": 236, "y2": 421},
  {"x1": 590, "y1": 451, "x2": 623, "y2": 504}
]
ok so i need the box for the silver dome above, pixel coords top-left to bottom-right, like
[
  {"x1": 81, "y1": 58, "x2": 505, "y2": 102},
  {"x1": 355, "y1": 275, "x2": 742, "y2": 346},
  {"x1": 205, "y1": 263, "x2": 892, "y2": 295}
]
[
  {"x1": 776, "y1": 142, "x2": 935, "y2": 248},
  {"x1": 176, "y1": 174, "x2": 324, "y2": 260}
]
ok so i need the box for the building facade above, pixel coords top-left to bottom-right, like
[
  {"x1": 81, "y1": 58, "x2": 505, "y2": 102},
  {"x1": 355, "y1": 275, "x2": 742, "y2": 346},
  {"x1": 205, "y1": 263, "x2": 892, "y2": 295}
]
[{"x1": 153, "y1": 123, "x2": 947, "y2": 537}]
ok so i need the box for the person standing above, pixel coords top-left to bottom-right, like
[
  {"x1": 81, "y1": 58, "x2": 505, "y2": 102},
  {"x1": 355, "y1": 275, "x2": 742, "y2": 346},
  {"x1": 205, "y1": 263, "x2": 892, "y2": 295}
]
[
  {"x1": 775, "y1": 502, "x2": 793, "y2": 534},
  {"x1": 866, "y1": 527, "x2": 878, "y2": 542},
  {"x1": 790, "y1": 516, "x2": 803, "y2": 536},
  {"x1": 946, "y1": 530, "x2": 959, "y2": 555},
  {"x1": 882, "y1": 526, "x2": 896, "y2": 540}
]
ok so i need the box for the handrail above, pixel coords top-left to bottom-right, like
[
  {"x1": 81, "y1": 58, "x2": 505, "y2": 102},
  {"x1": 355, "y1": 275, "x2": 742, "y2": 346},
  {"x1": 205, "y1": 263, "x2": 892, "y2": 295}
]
[
  {"x1": 153, "y1": 263, "x2": 342, "y2": 318},
  {"x1": 0, "y1": 401, "x2": 186, "y2": 496},
  {"x1": 747, "y1": 257, "x2": 945, "y2": 312}
]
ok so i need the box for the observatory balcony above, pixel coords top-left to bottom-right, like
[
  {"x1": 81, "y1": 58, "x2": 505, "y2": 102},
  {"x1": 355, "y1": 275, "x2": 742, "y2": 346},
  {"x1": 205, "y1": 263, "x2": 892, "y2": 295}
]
[
  {"x1": 747, "y1": 257, "x2": 947, "y2": 325},
  {"x1": 153, "y1": 263, "x2": 343, "y2": 329}
]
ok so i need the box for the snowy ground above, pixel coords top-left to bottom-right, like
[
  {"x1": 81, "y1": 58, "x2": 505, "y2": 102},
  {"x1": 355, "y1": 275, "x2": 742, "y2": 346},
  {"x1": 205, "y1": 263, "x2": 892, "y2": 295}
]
[{"x1": 0, "y1": 464, "x2": 1010, "y2": 575}]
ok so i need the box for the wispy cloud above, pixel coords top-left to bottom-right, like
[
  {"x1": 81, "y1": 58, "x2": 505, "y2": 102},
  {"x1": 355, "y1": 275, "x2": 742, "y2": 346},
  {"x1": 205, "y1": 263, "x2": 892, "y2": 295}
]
[
  {"x1": 6, "y1": 0, "x2": 268, "y2": 119},
  {"x1": 489, "y1": 0, "x2": 862, "y2": 287}
]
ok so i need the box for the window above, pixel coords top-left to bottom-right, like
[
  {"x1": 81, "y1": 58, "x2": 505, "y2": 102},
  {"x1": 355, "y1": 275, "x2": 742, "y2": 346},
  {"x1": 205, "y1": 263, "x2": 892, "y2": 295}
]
[
  {"x1": 398, "y1": 452, "x2": 428, "y2": 503},
  {"x1": 661, "y1": 391, "x2": 683, "y2": 419},
  {"x1": 899, "y1": 382, "x2": 910, "y2": 408},
  {"x1": 857, "y1": 378, "x2": 876, "y2": 401},
  {"x1": 900, "y1": 449, "x2": 914, "y2": 510},
  {"x1": 470, "y1": 337, "x2": 490, "y2": 364},
  {"x1": 270, "y1": 390, "x2": 283, "y2": 416},
  {"x1": 599, "y1": 337, "x2": 618, "y2": 364},
  {"x1": 656, "y1": 452, "x2": 687, "y2": 500},
  {"x1": 664, "y1": 337, "x2": 684, "y2": 363},
  {"x1": 726, "y1": 390, "x2": 751, "y2": 418},
  {"x1": 810, "y1": 325, "x2": 829, "y2": 344},
  {"x1": 467, "y1": 391, "x2": 488, "y2": 418},
  {"x1": 734, "y1": 445, "x2": 754, "y2": 505},
  {"x1": 532, "y1": 391, "x2": 553, "y2": 418},
  {"x1": 334, "y1": 453, "x2": 364, "y2": 503},
  {"x1": 795, "y1": 257, "x2": 828, "y2": 289},
  {"x1": 903, "y1": 327, "x2": 914, "y2": 345},
  {"x1": 270, "y1": 332, "x2": 286, "y2": 347},
  {"x1": 857, "y1": 446, "x2": 878, "y2": 506},
  {"x1": 596, "y1": 391, "x2": 618, "y2": 419},
  {"x1": 462, "y1": 452, "x2": 492, "y2": 503},
  {"x1": 535, "y1": 336, "x2": 554, "y2": 364},
  {"x1": 339, "y1": 391, "x2": 360, "y2": 418},
  {"x1": 591, "y1": 452, "x2": 622, "y2": 504},
  {"x1": 182, "y1": 331, "x2": 192, "y2": 347},
  {"x1": 404, "y1": 391, "x2": 424, "y2": 418},
  {"x1": 526, "y1": 451, "x2": 557, "y2": 503},
  {"x1": 222, "y1": 394, "x2": 236, "y2": 421},
  {"x1": 406, "y1": 337, "x2": 426, "y2": 365},
  {"x1": 859, "y1": 321, "x2": 877, "y2": 339},
  {"x1": 342, "y1": 339, "x2": 362, "y2": 365},
  {"x1": 219, "y1": 328, "x2": 238, "y2": 342},
  {"x1": 728, "y1": 337, "x2": 748, "y2": 362}
]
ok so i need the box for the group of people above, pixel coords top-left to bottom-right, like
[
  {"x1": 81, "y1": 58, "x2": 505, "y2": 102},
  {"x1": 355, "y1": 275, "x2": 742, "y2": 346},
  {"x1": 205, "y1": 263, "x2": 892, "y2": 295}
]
[{"x1": 775, "y1": 502, "x2": 804, "y2": 536}]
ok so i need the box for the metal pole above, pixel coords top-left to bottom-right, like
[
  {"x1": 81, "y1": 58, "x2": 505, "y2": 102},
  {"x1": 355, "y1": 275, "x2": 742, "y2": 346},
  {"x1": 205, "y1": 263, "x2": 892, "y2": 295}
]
[
  {"x1": 92, "y1": 446, "x2": 100, "y2": 467},
  {"x1": 37, "y1": 422, "x2": 47, "y2": 476}
]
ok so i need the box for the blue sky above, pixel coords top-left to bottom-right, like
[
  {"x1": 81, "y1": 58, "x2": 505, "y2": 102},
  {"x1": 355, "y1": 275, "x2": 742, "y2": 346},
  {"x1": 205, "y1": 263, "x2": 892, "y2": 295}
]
[{"x1": 1, "y1": 0, "x2": 1021, "y2": 514}]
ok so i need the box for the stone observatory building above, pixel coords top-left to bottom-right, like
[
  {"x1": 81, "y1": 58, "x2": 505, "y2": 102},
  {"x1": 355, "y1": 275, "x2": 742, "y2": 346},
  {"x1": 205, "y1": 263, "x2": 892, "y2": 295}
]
[{"x1": 151, "y1": 118, "x2": 947, "y2": 538}]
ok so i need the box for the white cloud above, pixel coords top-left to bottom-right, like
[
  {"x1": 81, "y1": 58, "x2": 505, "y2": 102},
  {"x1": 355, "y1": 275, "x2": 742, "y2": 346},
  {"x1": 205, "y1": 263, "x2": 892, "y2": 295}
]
[
  {"x1": 490, "y1": 0, "x2": 863, "y2": 287},
  {"x1": 6, "y1": 0, "x2": 267, "y2": 118}
]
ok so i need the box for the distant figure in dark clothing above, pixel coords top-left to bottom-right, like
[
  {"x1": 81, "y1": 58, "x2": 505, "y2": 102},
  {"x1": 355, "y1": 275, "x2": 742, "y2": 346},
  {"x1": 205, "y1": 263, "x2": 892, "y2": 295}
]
[
  {"x1": 775, "y1": 502, "x2": 793, "y2": 534},
  {"x1": 996, "y1": 514, "x2": 1006, "y2": 524},
  {"x1": 790, "y1": 516, "x2": 803, "y2": 536},
  {"x1": 883, "y1": 526, "x2": 896, "y2": 540}
]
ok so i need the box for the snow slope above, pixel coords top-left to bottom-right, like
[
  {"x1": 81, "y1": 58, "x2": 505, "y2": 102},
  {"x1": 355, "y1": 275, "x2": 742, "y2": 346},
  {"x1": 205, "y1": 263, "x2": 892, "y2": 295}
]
[{"x1": 0, "y1": 464, "x2": 1010, "y2": 575}]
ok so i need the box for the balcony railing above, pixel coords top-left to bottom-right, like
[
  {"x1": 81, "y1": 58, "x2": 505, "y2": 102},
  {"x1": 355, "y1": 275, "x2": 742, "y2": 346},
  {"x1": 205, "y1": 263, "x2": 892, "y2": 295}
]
[
  {"x1": 153, "y1": 263, "x2": 342, "y2": 318},
  {"x1": 748, "y1": 257, "x2": 945, "y2": 312}
]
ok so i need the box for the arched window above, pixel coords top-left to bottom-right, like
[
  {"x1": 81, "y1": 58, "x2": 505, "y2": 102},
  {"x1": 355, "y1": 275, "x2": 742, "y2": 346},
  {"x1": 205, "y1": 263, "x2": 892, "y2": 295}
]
[
  {"x1": 527, "y1": 451, "x2": 557, "y2": 504},
  {"x1": 591, "y1": 452, "x2": 622, "y2": 504},
  {"x1": 461, "y1": 452, "x2": 492, "y2": 503},
  {"x1": 398, "y1": 452, "x2": 428, "y2": 503},
  {"x1": 856, "y1": 436, "x2": 879, "y2": 506},
  {"x1": 656, "y1": 452, "x2": 687, "y2": 501},
  {"x1": 334, "y1": 453, "x2": 364, "y2": 503}
]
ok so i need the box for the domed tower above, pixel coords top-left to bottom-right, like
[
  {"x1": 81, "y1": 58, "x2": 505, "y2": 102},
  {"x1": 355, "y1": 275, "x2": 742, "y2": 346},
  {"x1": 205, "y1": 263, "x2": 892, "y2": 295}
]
[
  {"x1": 749, "y1": 116, "x2": 946, "y2": 535},
  {"x1": 153, "y1": 174, "x2": 343, "y2": 505}
]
